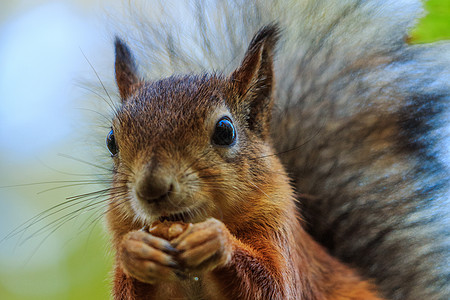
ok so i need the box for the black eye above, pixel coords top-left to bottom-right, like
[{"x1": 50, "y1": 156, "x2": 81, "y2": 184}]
[
  {"x1": 106, "y1": 129, "x2": 118, "y2": 156},
  {"x1": 212, "y1": 117, "x2": 236, "y2": 146}
]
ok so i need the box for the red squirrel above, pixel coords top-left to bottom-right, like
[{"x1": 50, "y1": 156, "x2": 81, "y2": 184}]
[{"x1": 106, "y1": 25, "x2": 383, "y2": 299}]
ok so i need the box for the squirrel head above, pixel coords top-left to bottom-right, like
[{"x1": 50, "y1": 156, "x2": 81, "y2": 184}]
[{"x1": 108, "y1": 25, "x2": 289, "y2": 227}]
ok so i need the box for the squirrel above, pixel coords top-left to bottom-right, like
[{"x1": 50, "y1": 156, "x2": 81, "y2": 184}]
[
  {"x1": 103, "y1": 0, "x2": 449, "y2": 299},
  {"x1": 108, "y1": 25, "x2": 383, "y2": 300}
]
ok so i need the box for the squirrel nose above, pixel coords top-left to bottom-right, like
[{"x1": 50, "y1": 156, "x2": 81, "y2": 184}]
[{"x1": 135, "y1": 173, "x2": 173, "y2": 204}]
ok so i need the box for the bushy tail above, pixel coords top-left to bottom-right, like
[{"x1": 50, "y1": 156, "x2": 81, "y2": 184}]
[{"x1": 109, "y1": 0, "x2": 450, "y2": 299}]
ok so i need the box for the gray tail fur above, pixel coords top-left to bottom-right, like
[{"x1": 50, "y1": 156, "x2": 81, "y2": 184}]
[{"x1": 109, "y1": 0, "x2": 450, "y2": 299}]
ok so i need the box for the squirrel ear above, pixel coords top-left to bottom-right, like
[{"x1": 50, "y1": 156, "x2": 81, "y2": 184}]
[
  {"x1": 114, "y1": 37, "x2": 140, "y2": 101},
  {"x1": 229, "y1": 24, "x2": 279, "y2": 138}
]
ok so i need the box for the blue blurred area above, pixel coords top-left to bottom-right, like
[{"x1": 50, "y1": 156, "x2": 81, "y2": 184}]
[
  {"x1": 0, "y1": 1, "x2": 114, "y2": 299},
  {"x1": 0, "y1": 2, "x2": 98, "y2": 157}
]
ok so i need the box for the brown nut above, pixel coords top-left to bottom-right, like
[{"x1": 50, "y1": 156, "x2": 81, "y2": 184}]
[{"x1": 149, "y1": 220, "x2": 190, "y2": 240}]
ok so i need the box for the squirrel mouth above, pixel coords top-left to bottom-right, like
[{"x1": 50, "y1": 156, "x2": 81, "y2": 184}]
[{"x1": 158, "y1": 210, "x2": 190, "y2": 223}]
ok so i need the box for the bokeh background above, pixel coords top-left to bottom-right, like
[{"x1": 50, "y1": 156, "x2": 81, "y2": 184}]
[{"x1": 0, "y1": 0, "x2": 449, "y2": 299}]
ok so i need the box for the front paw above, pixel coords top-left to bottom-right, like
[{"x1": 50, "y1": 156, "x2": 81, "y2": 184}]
[
  {"x1": 171, "y1": 218, "x2": 233, "y2": 273},
  {"x1": 119, "y1": 231, "x2": 179, "y2": 284}
]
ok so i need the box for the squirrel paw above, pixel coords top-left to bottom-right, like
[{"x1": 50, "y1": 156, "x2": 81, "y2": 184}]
[
  {"x1": 119, "y1": 231, "x2": 179, "y2": 284},
  {"x1": 171, "y1": 218, "x2": 233, "y2": 273}
]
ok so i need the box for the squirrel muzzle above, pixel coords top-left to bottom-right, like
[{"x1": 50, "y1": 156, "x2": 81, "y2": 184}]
[{"x1": 134, "y1": 165, "x2": 176, "y2": 205}]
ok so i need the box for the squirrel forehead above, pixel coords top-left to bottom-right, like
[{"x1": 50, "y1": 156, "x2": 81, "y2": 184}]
[
  {"x1": 114, "y1": 75, "x2": 231, "y2": 145},
  {"x1": 122, "y1": 75, "x2": 227, "y2": 119}
]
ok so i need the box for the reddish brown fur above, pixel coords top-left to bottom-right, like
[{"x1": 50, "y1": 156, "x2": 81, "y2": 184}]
[{"x1": 107, "y1": 25, "x2": 383, "y2": 299}]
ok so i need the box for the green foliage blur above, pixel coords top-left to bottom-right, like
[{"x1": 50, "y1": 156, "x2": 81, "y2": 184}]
[
  {"x1": 0, "y1": 1, "x2": 448, "y2": 300},
  {"x1": 1, "y1": 227, "x2": 113, "y2": 300},
  {"x1": 411, "y1": 0, "x2": 450, "y2": 43}
]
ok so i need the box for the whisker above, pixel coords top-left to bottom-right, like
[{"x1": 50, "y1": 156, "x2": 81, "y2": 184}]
[
  {"x1": 75, "y1": 106, "x2": 115, "y2": 126},
  {"x1": 249, "y1": 122, "x2": 325, "y2": 161},
  {"x1": 36, "y1": 182, "x2": 113, "y2": 195},
  {"x1": 74, "y1": 83, "x2": 113, "y2": 109},
  {"x1": 3, "y1": 186, "x2": 126, "y2": 243},
  {"x1": 57, "y1": 153, "x2": 116, "y2": 173},
  {"x1": 181, "y1": 148, "x2": 213, "y2": 175},
  {"x1": 23, "y1": 194, "x2": 113, "y2": 262},
  {"x1": 1, "y1": 180, "x2": 113, "y2": 189},
  {"x1": 77, "y1": 191, "x2": 130, "y2": 232},
  {"x1": 248, "y1": 181, "x2": 275, "y2": 206},
  {"x1": 19, "y1": 194, "x2": 117, "y2": 245},
  {"x1": 36, "y1": 156, "x2": 113, "y2": 177},
  {"x1": 83, "y1": 196, "x2": 132, "y2": 232},
  {"x1": 66, "y1": 185, "x2": 126, "y2": 201},
  {"x1": 79, "y1": 48, "x2": 117, "y2": 113}
]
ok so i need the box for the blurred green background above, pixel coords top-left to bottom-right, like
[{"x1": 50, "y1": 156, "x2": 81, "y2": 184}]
[
  {"x1": 411, "y1": 0, "x2": 450, "y2": 42},
  {"x1": 0, "y1": 0, "x2": 448, "y2": 299}
]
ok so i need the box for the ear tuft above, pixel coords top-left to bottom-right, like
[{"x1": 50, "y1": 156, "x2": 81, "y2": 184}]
[
  {"x1": 230, "y1": 24, "x2": 280, "y2": 95},
  {"x1": 230, "y1": 24, "x2": 280, "y2": 139},
  {"x1": 248, "y1": 24, "x2": 280, "y2": 55},
  {"x1": 114, "y1": 36, "x2": 139, "y2": 101}
]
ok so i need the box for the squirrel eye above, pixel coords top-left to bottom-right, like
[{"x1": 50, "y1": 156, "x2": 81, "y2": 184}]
[
  {"x1": 106, "y1": 129, "x2": 118, "y2": 156},
  {"x1": 212, "y1": 117, "x2": 236, "y2": 146}
]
